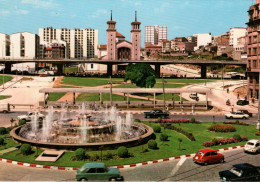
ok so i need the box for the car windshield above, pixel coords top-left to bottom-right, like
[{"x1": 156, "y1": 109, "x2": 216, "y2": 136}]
[
  {"x1": 230, "y1": 167, "x2": 243, "y2": 177},
  {"x1": 78, "y1": 166, "x2": 86, "y2": 173},
  {"x1": 246, "y1": 142, "x2": 255, "y2": 146},
  {"x1": 197, "y1": 151, "x2": 204, "y2": 155}
]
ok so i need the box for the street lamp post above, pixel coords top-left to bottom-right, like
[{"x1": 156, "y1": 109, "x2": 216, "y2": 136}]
[
  {"x1": 108, "y1": 76, "x2": 113, "y2": 107},
  {"x1": 2, "y1": 41, "x2": 4, "y2": 89},
  {"x1": 162, "y1": 76, "x2": 167, "y2": 110},
  {"x1": 257, "y1": 72, "x2": 260, "y2": 130}
]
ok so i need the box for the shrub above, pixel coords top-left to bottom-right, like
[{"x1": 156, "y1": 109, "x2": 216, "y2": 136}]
[
  {"x1": 157, "y1": 117, "x2": 162, "y2": 123},
  {"x1": 103, "y1": 152, "x2": 114, "y2": 160},
  {"x1": 148, "y1": 140, "x2": 157, "y2": 149},
  {"x1": 171, "y1": 126, "x2": 196, "y2": 141},
  {"x1": 241, "y1": 137, "x2": 248, "y2": 141},
  {"x1": 117, "y1": 146, "x2": 129, "y2": 158},
  {"x1": 208, "y1": 124, "x2": 236, "y2": 132},
  {"x1": 233, "y1": 134, "x2": 241, "y2": 141},
  {"x1": 18, "y1": 120, "x2": 27, "y2": 126},
  {"x1": 74, "y1": 148, "x2": 85, "y2": 161},
  {"x1": 0, "y1": 127, "x2": 7, "y2": 135},
  {"x1": 160, "y1": 134, "x2": 168, "y2": 141},
  {"x1": 256, "y1": 131, "x2": 260, "y2": 136},
  {"x1": 190, "y1": 117, "x2": 196, "y2": 123},
  {"x1": 0, "y1": 138, "x2": 4, "y2": 145},
  {"x1": 153, "y1": 125, "x2": 161, "y2": 133},
  {"x1": 20, "y1": 144, "x2": 32, "y2": 155},
  {"x1": 223, "y1": 121, "x2": 249, "y2": 126},
  {"x1": 203, "y1": 141, "x2": 215, "y2": 147},
  {"x1": 134, "y1": 119, "x2": 141, "y2": 123}
]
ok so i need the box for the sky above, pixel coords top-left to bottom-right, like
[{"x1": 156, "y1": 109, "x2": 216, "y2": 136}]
[{"x1": 0, "y1": 0, "x2": 253, "y2": 47}]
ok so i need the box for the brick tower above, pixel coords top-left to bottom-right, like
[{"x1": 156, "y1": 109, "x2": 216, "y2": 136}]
[
  {"x1": 107, "y1": 10, "x2": 117, "y2": 60},
  {"x1": 131, "y1": 11, "x2": 141, "y2": 60}
]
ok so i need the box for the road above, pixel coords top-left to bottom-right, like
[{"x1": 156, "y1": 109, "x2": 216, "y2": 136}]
[
  {"x1": 0, "y1": 148, "x2": 259, "y2": 181},
  {"x1": 0, "y1": 111, "x2": 258, "y2": 127}
]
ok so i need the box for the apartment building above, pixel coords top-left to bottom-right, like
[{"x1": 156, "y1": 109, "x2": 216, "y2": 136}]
[
  {"x1": 0, "y1": 33, "x2": 10, "y2": 58},
  {"x1": 229, "y1": 27, "x2": 247, "y2": 47},
  {"x1": 246, "y1": 0, "x2": 260, "y2": 99},
  {"x1": 10, "y1": 32, "x2": 40, "y2": 59},
  {"x1": 38, "y1": 27, "x2": 98, "y2": 59},
  {"x1": 145, "y1": 25, "x2": 167, "y2": 46},
  {"x1": 193, "y1": 33, "x2": 212, "y2": 51}
]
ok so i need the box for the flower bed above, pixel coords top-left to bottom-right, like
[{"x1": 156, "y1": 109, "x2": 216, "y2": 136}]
[
  {"x1": 203, "y1": 137, "x2": 248, "y2": 147},
  {"x1": 223, "y1": 121, "x2": 249, "y2": 126},
  {"x1": 208, "y1": 124, "x2": 236, "y2": 132},
  {"x1": 171, "y1": 125, "x2": 196, "y2": 141},
  {"x1": 161, "y1": 119, "x2": 200, "y2": 124}
]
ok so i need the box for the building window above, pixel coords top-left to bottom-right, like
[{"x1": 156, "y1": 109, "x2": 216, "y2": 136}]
[
  {"x1": 91, "y1": 64, "x2": 93, "y2": 69},
  {"x1": 253, "y1": 60, "x2": 257, "y2": 68}
]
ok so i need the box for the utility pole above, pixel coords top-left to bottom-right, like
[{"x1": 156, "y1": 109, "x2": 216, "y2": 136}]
[
  {"x1": 222, "y1": 63, "x2": 224, "y2": 90},
  {"x1": 257, "y1": 72, "x2": 260, "y2": 130},
  {"x1": 2, "y1": 41, "x2": 4, "y2": 89},
  {"x1": 162, "y1": 76, "x2": 167, "y2": 110}
]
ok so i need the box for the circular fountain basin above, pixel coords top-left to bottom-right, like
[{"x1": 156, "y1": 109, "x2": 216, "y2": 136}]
[{"x1": 10, "y1": 122, "x2": 153, "y2": 150}]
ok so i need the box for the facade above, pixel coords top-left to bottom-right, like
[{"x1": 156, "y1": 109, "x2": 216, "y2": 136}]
[
  {"x1": 45, "y1": 43, "x2": 66, "y2": 59},
  {"x1": 171, "y1": 37, "x2": 196, "y2": 52},
  {"x1": 10, "y1": 32, "x2": 40, "y2": 59},
  {"x1": 38, "y1": 27, "x2": 98, "y2": 59},
  {"x1": 193, "y1": 33, "x2": 212, "y2": 51},
  {"x1": 145, "y1": 25, "x2": 167, "y2": 46},
  {"x1": 229, "y1": 27, "x2": 247, "y2": 47},
  {"x1": 233, "y1": 36, "x2": 247, "y2": 61},
  {"x1": 0, "y1": 33, "x2": 10, "y2": 58},
  {"x1": 145, "y1": 45, "x2": 162, "y2": 55},
  {"x1": 158, "y1": 39, "x2": 171, "y2": 53},
  {"x1": 246, "y1": 0, "x2": 260, "y2": 99}
]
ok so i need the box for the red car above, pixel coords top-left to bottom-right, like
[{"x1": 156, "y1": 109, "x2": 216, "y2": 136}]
[{"x1": 193, "y1": 148, "x2": 224, "y2": 165}]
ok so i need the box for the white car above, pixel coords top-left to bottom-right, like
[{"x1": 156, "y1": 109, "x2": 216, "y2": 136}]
[
  {"x1": 17, "y1": 111, "x2": 45, "y2": 121},
  {"x1": 225, "y1": 112, "x2": 249, "y2": 119},
  {"x1": 244, "y1": 139, "x2": 260, "y2": 154}
]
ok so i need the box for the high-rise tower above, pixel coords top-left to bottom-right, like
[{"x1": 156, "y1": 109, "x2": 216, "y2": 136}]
[
  {"x1": 106, "y1": 10, "x2": 117, "y2": 60},
  {"x1": 131, "y1": 11, "x2": 141, "y2": 60}
]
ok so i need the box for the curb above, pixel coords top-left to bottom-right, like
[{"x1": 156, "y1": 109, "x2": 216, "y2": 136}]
[{"x1": 0, "y1": 145, "x2": 245, "y2": 171}]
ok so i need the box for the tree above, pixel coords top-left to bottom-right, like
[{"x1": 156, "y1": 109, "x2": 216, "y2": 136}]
[{"x1": 124, "y1": 63, "x2": 156, "y2": 88}]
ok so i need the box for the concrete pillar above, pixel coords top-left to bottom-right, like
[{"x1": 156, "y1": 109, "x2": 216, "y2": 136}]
[
  {"x1": 4, "y1": 63, "x2": 12, "y2": 74},
  {"x1": 107, "y1": 64, "x2": 113, "y2": 76},
  {"x1": 153, "y1": 92, "x2": 156, "y2": 108},
  {"x1": 73, "y1": 92, "x2": 75, "y2": 105},
  {"x1": 155, "y1": 64, "x2": 161, "y2": 78},
  {"x1": 206, "y1": 92, "x2": 208, "y2": 109},
  {"x1": 180, "y1": 93, "x2": 183, "y2": 109},
  {"x1": 200, "y1": 64, "x2": 207, "y2": 79},
  {"x1": 247, "y1": 75, "x2": 250, "y2": 100},
  {"x1": 57, "y1": 64, "x2": 64, "y2": 75},
  {"x1": 172, "y1": 93, "x2": 174, "y2": 109},
  {"x1": 44, "y1": 93, "x2": 47, "y2": 107},
  {"x1": 99, "y1": 92, "x2": 103, "y2": 105},
  {"x1": 127, "y1": 94, "x2": 129, "y2": 109}
]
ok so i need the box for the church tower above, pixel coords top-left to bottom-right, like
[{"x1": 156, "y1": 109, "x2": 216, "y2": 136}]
[
  {"x1": 131, "y1": 11, "x2": 141, "y2": 60},
  {"x1": 107, "y1": 10, "x2": 117, "y2": 60}
]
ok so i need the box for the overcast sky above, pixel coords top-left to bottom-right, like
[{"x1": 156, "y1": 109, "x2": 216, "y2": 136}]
[{"x1": 0, "y1": 0, "x2": 253, "y2": 46}]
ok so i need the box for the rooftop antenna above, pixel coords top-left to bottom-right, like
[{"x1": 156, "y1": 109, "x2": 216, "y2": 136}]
[
  {"x1": 135, "y1": 11, "x2": 137, "y2": 21},
  {"x1": 111, "y1": 10, "x2": 112, "y2": 20}
]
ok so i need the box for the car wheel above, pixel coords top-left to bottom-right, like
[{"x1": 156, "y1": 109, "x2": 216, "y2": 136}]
[
  {"x1": 204, "y1": 161, "x2": 208, "y2": 166},
  {"x1": 80, "y1": 178, "x2": 88, "y2": 181},
  {"x1": 109, "y1": 177, "x2": 117, "y2": 181},
  {"x1": 219, "y1": 158, "x2": 224, "y2": 163},
  {"x1": 230, "y1": 116, "x2": 233, "y2": 119},
  {"x1": 3, "y1": 110, "x2": 8, "y2": 114},
  {"x1": 39, "y1": 117, "x2": 43, "y2": 121},
  {"x1": 242, "y1": 117, "x2": 246, "y2": 119},
  {"x1": 221, "y1": 177, "x2": 227, "y2": 182}
]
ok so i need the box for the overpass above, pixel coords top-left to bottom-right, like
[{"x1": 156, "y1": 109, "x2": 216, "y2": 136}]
[{"x1": 0, "y1": 59, "x2": 246, "y2": 78}]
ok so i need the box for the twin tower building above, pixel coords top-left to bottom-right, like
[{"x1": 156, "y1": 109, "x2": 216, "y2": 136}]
[{"x1": 101, "y1": 11, "x2": 141, "y2": 61}]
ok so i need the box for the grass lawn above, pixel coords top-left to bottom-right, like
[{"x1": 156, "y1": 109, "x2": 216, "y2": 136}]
[
  {"x1": 0, "y1": 75, "x2": 13, "y2": 86},
  {"x1": 2, "y1": 122, "x2": 259, "y2": 167},
  {"x1": 47, "y1": 93, "x2": 66, "y2": 101},
  {"x1": 62, "y1": 77, "x2": 124, "y2": 87},
  {"x1": 0, "y1": 95, "x2": 11, "y2": 100},
  {"x1": 64, "y1": 67, "x2": 78, "y2": 73},
  {"x1": 0, "y1": 134, "x2": 20, "y2": 151},
  {"x1": 76, "y1": 93, "x2": 145, "y2": 101}
]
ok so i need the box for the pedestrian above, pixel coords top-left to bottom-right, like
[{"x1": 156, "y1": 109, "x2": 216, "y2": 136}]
[
  {"x1": 165, "y1": 105, "x2": 169, "y2": 113},
  {"x1": 227, "y1": 88, "x2": 229, "y2": 94},
  {"x1": 237, "y1": 93, "x2": 240, "y2": 99},
  {"x1": 231, "y1": 105, "x2": 234, "y2": 112},
  {"x1": 252, "y1": 97, "x2": 255, "y2": 104}
]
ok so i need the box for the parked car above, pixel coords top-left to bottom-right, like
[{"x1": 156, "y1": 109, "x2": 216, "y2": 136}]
[
  {"x1": 189, "y1": 93, "x2": 199, "y2": 101},
  {"x1": 17, "y1": 111, "x2": 45, "y2": 121},
  {"x1": 244, "y1": 139, "x2": 260, "y2": 154},
  {"x1": 193, "y1": 148, "x2": 224, "y2": 165},
  {"x1": 224, "y1": 112, "x2": 249, "y2": 119},
  {"x1": 76, "y1": 163, "x2": 123, "y2": 181},
  {"x1": 144, "y1": 109, "x2": 169, "y2": 119},
  {"x1": 237, "y1": 109, "x2": 253, "y2": 117},
  {"x1": 219, "y1": 163, "x2": 260, "y2": 181},
  {"x1": 237, "y1": 99, "x2": 249, "y2": 106}
]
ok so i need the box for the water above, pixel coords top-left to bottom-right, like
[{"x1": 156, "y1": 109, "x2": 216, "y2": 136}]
[
  {"x1": 81, "y1": 114, "x2": 87, "y2": 143},
  {"x1": 31, "y1": 114, "x2": 38, "y2": 133},
  {"x1": 42, "y1": 106, "x2": 53, "y2": 141}
]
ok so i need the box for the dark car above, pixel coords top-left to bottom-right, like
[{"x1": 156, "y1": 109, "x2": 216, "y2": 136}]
[
  {"x1": 144, "y1": 109, "x2": 169, "y2": 119},
  {"x1": 237, "y1": 109, "x2": 253, "y2": 117},
  {"x1": 219, "y1": 163, "x2": 260, "y2": 181},
  {"x1": 236, "y1": 99, "x2": 249, "y2": 106}
]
